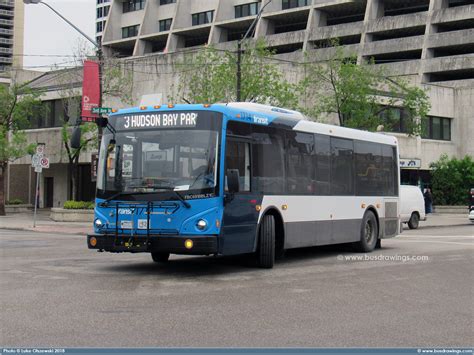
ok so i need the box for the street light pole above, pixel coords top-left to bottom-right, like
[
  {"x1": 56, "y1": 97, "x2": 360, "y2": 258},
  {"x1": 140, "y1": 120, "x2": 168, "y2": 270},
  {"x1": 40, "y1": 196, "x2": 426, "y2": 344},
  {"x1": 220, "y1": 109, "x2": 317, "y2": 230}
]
[{"x1": 236, "y1": 0, "x2": 272, "y2": 102}]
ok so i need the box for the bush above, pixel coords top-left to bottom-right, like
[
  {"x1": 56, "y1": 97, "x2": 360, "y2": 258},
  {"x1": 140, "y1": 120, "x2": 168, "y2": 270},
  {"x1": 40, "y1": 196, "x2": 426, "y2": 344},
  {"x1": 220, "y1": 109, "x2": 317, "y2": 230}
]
[
  {"x1": 430, "y1": 154, "x2": 474, "y2": 206},
  {"x1": 6, "y1": 198, "x2": 23, "y2": 205},
  {"x1": 63, "y1": 201, "x2": 95, "y2": 210}
]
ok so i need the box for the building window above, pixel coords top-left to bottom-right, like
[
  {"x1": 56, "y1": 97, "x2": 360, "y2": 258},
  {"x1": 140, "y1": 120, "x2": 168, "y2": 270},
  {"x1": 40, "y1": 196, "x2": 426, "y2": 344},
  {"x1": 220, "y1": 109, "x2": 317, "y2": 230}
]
[
  {"x1": 160, "y1": 0, "x2": 176, "y2": 4},
  {"x1": 123, "y1": 0, "x2": 145, "y2": 13},
  {"x1": 103, "y1": 6, "x2": 109, "y2": 16},
  {"x1": 96, "y1": 21, "x2": 106, "y2": 33},
  {"x1": 159, "y1": 18, "x2": 172, "y2": 32},
  {"x1": 122, "y1": 24, "x2": 139, "y2": 38},
  {"x1": 97, "y1": 7, "x2": 102, "y2": 18},
  {"x1": 192, "y1": 10, "x2": 214, "y2": 26},
  {"x1": 379, "y1": 107, "x2": 410, "y2": 134},
  {"x1": 282, "y1": 0, "x2": 309, "y2": 10},
  {"x1": 235, "y1": 2, "x2": 260, "y2": 18},
  {"x1": 97, "y1": 0, "x2": 110, "y2": 4},
  {"x1": 422, "y1": 116, "x2": 451, "y2": 141}
]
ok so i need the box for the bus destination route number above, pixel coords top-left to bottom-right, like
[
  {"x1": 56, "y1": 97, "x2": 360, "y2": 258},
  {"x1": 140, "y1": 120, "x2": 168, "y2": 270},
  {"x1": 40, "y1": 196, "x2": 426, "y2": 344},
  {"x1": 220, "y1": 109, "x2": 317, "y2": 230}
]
[{"x1": 121, "y1": 112, "x2": 198, "y2": 130}]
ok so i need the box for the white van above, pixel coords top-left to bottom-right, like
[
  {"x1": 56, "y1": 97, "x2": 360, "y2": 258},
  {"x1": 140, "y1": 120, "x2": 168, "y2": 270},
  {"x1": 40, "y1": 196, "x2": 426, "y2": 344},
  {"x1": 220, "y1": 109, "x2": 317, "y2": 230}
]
[{"x1": 400, "y1": 185, "x2": 426, "y2": 229}]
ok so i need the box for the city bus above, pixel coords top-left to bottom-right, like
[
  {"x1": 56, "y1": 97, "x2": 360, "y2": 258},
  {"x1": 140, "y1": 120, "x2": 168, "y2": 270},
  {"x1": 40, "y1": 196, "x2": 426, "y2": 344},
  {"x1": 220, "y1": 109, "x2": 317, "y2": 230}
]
[{"x1": 86, "y1": 102, "x2": 400, "y2": 268}]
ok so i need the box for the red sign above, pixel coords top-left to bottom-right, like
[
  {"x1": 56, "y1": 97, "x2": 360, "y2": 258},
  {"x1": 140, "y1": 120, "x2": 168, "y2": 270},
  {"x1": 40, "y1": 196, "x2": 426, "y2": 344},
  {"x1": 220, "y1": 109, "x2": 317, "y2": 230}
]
[{"x1": 81, "y1": 60, "x2": 100, "y2": 122}]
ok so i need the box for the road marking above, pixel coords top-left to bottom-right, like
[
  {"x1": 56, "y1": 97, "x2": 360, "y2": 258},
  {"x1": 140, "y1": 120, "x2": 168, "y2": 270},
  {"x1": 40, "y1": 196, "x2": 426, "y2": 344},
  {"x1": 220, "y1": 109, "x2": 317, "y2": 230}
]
[
  {"x1": 398, "y1": 235, "x2": 474, "y2": 239},
  {"x1": 397, "y1": 240, "x2": 473, "y2": 246}
]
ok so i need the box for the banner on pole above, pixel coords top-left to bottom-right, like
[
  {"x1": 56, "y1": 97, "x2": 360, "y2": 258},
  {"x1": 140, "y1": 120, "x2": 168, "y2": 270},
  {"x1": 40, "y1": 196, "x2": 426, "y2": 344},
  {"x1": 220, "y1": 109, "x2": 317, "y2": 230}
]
[{"x1": 81, "y1": 60, "x2": 100, "y2": 122}]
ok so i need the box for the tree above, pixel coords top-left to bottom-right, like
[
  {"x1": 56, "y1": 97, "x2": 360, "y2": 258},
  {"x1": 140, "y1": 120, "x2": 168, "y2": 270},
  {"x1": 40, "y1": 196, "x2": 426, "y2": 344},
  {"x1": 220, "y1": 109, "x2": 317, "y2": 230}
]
[
  {"x1": 301, "y1": 45, "x2": 431, "y2": 134},
  {"x1": 0, "y1": 84, "x2": 43, "y2": 215},
  {"x1": 430, "y1": 154, "x2": 474, "y2": 206},
  {"x1": 61, "y1": 122, "x2": 97, "y2": 201},
  {"x1": 170, "y1": 40, "x2": 300, "y2": 108}
]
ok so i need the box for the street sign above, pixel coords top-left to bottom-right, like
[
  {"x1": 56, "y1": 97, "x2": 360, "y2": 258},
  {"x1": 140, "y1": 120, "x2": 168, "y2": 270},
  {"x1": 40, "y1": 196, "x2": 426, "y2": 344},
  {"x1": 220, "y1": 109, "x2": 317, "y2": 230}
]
[
  {"x1": 92, "y1": 107, "x2": 113, "y2": 114},
  {"x1": 36, "y1": 145, "x2": 45, "y2": 155},
  {"x1": 40, "y1": 157, "x2": 50, "y2": 169},
  {"x1": 32, "y1": 154, "x2": 40, "y2": 167},
  {"x1": 34, "y1": 166, "x2": 42, "y2": 173}
]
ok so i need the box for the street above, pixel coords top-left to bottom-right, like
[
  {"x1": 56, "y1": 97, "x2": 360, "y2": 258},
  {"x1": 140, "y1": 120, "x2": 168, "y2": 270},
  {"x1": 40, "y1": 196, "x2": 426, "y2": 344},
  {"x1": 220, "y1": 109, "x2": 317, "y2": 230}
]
[{"x1": 1, "y1": 225, "x2": 473, "y2": 348}]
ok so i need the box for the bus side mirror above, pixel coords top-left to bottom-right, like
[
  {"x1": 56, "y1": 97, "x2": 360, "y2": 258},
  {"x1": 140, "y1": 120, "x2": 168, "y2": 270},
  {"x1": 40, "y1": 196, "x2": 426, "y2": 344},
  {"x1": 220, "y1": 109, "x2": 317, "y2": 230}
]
[
  {"x1": 71, "y1": 126, "x2": 81, "y2": 149},
  {"x1": 227, "y1": 169, "x2": 240, "y2": 194},
  {"x1": 96, "y1": 116, "x2": 108, "y2": 128}
]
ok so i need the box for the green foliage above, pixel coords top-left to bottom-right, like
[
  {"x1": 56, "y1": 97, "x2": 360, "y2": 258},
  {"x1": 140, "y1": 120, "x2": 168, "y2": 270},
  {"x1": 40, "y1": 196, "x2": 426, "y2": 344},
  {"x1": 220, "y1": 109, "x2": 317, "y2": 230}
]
[
  {"x1": 300, "y1": 44, "x2": 431, "y2": 133},
  {"x1": 430, "y1": 154, "x2": 474, "y2": 206},
  {"x1": 170, "y1": 40, "x2": 300, "y2": 108},
  {"x1": 0, "y1": 84, "x2": 43, "y2": 164},
  {"x1": 6, "y1": 198, "x2": 23, "y2": 205},
  {"x1": 63, "y1": 200, "x2": 95, "y2": 210}
]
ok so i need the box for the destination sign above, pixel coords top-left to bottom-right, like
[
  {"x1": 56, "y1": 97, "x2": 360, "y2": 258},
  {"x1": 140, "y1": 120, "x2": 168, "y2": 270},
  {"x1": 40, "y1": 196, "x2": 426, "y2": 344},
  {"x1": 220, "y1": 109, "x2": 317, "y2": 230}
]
[
  {"x1": 109, "y1": 111, "x2": 222, "y2": 132},
  {"x1": 119, "y1": 112, "x2": 198, "y2": 130}
]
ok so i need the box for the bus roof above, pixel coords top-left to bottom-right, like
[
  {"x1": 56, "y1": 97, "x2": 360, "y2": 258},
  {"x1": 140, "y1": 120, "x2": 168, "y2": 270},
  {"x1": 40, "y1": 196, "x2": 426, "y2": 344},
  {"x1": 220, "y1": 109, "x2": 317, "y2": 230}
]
[{"x1": 111, "y1": 103, "x2": 398, "y2": 146}]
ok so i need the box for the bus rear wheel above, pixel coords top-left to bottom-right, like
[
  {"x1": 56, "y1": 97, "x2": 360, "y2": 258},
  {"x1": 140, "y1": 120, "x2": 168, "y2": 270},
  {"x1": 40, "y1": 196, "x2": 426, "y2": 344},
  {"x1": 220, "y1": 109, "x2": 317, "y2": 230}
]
[
  {"x1": 257, "y1": 214, "x2": 275, "y2": 269},
  {"x1": 151, "y1": 252, "x2": 170, "y2": 263},
  {"x1": 355, "y1": 211, "x2": 378, "y2": 252}
]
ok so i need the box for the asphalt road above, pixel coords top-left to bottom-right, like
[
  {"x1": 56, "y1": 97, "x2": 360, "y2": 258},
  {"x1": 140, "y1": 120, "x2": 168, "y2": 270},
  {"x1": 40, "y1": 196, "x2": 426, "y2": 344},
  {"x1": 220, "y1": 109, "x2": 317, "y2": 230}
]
[{"x1": 1, "y1": 225, "x2": 473, "y2": 348}]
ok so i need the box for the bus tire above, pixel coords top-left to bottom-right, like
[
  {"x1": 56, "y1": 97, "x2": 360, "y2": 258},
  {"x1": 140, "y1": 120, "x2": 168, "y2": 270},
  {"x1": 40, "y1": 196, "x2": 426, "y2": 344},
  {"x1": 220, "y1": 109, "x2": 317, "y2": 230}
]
[
  {"x1": 355, "y1": 211, "x2": 378, "y2": 252},
  {"x1": 257, "y1": 214, "x2": 275, "y2": 269},
  {"x1": 151, "y1": 252, "x2": 170, "y2": 263},
  {"x1": 408, "y1": 213, "x2": 420, "y2": 229}
]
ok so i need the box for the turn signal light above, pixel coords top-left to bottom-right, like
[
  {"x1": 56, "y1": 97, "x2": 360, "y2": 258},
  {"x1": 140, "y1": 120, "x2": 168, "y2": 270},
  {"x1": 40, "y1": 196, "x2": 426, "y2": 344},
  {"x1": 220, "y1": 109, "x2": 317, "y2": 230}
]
[
  {"x1": 168, "y1": 104, "x2": 175, "y2": 108},
  {"x1": 90, "y1": 237, "x2": 97, "y2": 247},
  {"x1": 203, "y1": 104, "x2": 211, "y2": 108},
  {"x1": 154, "y1": 105, "x2": 161, "y2": 109},
  {"x1": 140, "y1": 106, "x2": 147, "y2": 110},
  {"x1": 184, "y1": 239, "x2": 193, "y2": 250}
]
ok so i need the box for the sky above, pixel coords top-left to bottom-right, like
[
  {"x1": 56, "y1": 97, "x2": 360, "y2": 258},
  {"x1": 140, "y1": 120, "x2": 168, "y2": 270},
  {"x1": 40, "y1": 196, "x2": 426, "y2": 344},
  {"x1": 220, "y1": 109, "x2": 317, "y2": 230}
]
[{"x1": 23, "y1": 0, "x2": 96, "y2": 71}]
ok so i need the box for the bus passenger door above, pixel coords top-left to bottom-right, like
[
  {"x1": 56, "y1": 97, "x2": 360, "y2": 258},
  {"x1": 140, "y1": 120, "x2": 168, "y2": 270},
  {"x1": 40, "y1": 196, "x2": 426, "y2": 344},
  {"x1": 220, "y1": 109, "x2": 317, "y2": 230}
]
[{"x1": 220, "y1": 139, "x2": 260, "y2": 255}]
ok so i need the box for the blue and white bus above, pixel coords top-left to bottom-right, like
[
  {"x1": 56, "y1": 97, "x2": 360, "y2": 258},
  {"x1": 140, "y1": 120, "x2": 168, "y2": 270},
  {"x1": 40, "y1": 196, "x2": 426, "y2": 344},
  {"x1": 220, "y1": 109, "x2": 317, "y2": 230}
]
[{"x1": 87, "y1": 103, "x2": 400, "y2": 268}]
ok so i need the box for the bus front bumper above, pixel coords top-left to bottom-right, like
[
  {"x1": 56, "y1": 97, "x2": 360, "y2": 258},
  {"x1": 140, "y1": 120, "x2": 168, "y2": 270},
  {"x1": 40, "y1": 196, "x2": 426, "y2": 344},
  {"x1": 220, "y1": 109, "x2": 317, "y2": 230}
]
[{"x1": 87, "y1": 234, "x2": 218, "y2": 255}]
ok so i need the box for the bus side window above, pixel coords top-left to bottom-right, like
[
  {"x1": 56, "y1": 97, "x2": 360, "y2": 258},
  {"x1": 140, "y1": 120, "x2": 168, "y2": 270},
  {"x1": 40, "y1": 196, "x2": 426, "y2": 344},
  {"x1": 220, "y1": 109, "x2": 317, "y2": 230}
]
[
  {"x1": 286, "y1": 131, "x2": 315, "y2": 194},
  {"x1": 225, "y1": 140, "x2": 250, "y2": 192},
  {"x1": 330, "y1": 137, "x2": 354, "y2": 195},
  {"x1": 314, "y1": 134, "x2": 330, "y2": 195}
]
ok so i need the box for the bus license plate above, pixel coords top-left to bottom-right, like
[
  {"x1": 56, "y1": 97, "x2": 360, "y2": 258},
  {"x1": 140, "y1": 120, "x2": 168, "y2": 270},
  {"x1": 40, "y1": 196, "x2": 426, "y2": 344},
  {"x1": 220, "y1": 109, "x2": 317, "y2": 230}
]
[{"x1": 120, "y1": 220, "x2": 133, "y2": 229}]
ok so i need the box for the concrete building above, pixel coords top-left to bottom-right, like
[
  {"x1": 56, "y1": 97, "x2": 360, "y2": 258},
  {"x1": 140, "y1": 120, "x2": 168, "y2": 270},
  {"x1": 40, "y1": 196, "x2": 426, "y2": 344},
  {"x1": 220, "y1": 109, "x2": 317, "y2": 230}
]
[
  {"x1": 6, "y1": 68, "x2": 96, "y2": 208},
  {"x1": 0, "y1": 0, "x2": 24, "y2": 83},
  {"x1": 6, "y1": 0, "x2": 474, "y2": 206}
]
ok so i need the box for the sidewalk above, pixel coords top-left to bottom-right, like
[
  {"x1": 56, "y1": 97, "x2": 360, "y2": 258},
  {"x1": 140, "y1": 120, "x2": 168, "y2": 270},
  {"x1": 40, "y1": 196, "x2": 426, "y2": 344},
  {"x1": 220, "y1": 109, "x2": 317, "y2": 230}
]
[
  {"x1": 0, "y1": 210, "x2": 92, "y2": 235},
  {"x1": 0, "y1": 210, "x2": 471, "y2": 235}
]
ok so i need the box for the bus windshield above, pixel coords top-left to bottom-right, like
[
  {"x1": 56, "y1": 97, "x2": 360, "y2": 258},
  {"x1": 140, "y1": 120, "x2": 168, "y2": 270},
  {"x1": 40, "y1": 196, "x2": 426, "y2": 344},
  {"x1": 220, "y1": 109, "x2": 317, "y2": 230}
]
[{"x1": 96, "y1": 112, "x2": 221, "y2": 200}]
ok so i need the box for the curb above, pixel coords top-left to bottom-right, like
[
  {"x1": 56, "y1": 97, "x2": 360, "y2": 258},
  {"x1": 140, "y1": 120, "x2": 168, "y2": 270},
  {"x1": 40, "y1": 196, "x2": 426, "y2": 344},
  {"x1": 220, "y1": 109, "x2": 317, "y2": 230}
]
[{"x1": 0, "y1": 226, "x2": 89, "y2": 236}]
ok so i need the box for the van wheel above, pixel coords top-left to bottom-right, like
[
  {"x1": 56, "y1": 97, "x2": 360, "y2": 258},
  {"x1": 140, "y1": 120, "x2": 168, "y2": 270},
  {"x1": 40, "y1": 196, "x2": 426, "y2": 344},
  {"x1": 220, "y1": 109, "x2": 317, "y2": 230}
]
[
  {"x1": 355, "y1": 211, "x2": 378, "y2": 252},
  {"x1": 151, "y1": 252, "x2": 170, "y2": 263},
  {"x1": 408, "y1": 213, "x2": 420, "y2": 229},
  {"x1": 257, "y1": 215, "x2": 275, "y2": 269}
]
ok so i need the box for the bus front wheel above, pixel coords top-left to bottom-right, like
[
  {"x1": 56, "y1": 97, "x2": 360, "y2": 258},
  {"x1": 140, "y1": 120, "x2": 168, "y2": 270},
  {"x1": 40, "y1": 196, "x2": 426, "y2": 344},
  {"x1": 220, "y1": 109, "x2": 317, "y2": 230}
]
[
  {"x1": 355, "y1": 211, "x2": 378, "y2": 252},
  {"x1": 257, "y1": 214, "x2": 275, "y2": 269},
  {"x1": 151, "y1": 252, "x2": 170, "y2": 263}
]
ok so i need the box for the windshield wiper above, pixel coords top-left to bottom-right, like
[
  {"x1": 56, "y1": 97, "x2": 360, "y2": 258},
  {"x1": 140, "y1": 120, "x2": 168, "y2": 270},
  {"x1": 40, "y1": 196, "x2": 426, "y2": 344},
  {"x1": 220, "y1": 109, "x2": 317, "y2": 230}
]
[{"x1": 100, "y1": 185, "x2": 191, "y2": 209}]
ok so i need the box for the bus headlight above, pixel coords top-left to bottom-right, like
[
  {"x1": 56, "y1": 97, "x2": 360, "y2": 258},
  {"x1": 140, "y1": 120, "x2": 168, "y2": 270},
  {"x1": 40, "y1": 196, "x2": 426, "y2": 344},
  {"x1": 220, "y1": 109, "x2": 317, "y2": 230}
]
[
  {"x1": 196, "y1": 219, "x2": 208, "y2": 231},
  {"x1": 94, "y1": 219, "x2": 104, "y2": 229}
]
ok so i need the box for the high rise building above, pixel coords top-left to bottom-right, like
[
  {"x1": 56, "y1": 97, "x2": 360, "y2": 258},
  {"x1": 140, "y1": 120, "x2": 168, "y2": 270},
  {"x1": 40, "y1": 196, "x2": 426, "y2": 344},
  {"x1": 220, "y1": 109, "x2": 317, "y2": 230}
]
[
  {"x1": 0, "y1": 0, "x2": 24, "y2": 81},
  {"x1": 96, "y1": 0, "x2": 111, "y2": 45},
  {"x1": 98, "y1": 0, "x2": 473, "y2": 86}
]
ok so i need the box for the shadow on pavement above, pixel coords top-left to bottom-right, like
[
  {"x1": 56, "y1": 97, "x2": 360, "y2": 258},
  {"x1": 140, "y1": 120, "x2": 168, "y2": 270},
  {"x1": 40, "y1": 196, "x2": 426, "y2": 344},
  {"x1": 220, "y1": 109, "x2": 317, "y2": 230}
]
[{"x1": 97, "y1": 242, "x2": 397, "y2": 277}]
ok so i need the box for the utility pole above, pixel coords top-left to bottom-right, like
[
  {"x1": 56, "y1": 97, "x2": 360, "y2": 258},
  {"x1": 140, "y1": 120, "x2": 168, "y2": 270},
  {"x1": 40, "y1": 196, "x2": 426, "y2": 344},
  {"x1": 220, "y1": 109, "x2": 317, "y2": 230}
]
[{"x1": 236, "y1": 0, "x2": 273, "y2": 102}]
